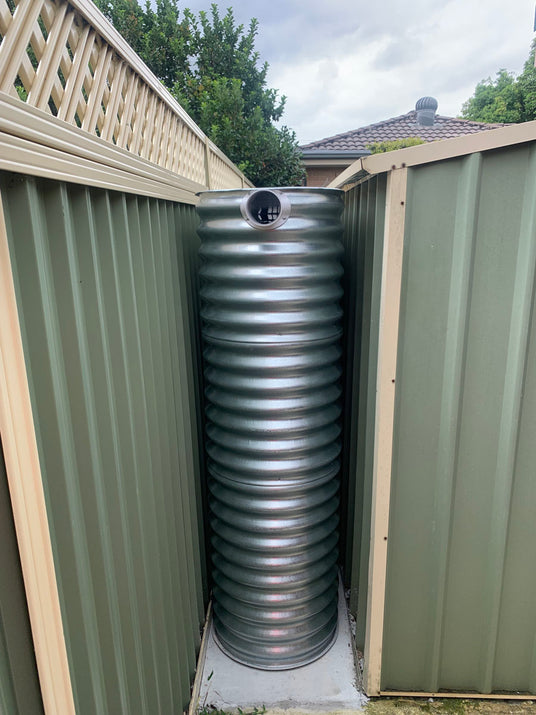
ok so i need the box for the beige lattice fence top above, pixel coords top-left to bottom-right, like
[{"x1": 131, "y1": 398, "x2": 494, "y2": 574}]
[{"x1": 0, "y1": 0, "x2": 251, "y2": 189}]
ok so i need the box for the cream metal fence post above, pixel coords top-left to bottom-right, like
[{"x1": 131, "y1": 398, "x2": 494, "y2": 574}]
[{"x1": 363, "y1": 167, "x2": 407, "y2": 696}]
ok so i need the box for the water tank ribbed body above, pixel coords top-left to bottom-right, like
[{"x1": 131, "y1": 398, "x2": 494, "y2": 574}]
[{"x1": 197, "y1": 188, "x2": 344, "y2": 670}]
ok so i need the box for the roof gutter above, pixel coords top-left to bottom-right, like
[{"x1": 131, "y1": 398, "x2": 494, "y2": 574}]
[{"x1": 300, "y1": 150, "x2": 370, "y2": 160}]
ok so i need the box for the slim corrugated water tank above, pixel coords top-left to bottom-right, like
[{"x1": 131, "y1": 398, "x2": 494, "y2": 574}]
[{"x1": 197, "y1": 188, "x2": 344, "y2": 670}]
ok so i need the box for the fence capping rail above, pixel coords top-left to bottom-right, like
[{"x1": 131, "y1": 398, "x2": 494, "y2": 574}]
[{"x1": 0, "y1": 90, "x2": 204, "y2": 202}]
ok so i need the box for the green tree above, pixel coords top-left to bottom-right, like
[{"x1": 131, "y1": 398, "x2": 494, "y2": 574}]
[
  {"x1": 94, "y1": 0, "x2": 305, "y2": 186},
  {"x1": 367, "y1": 137, "x2": 425, "y2": 154},
  {"x1": 461, "y1": 40, "x2": 536, "y2": 123}
]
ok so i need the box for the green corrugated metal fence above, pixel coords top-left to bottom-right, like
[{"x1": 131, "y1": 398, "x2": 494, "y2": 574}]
[
  {"x1": 0, "y1": 436, "x2": 44, "y2": 715},
  {"x1": 340, "y1": 176, "x2": 386, "y2": 652},
  {"x1": 1, "y1": 173, "x2": 206, "y2": 714},
  {"x1": 382, "y1": 146, "x2": 536, "y2": 694},
  {"x1": 342, "y1": 143, "x2": 536, "y2": 695},
  {"x1": 5, "y1": 137, "x2": 536, "y2": 707}
]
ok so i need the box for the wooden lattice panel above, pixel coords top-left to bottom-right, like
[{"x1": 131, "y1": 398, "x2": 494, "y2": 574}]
[
  {"x1": 0, "y1": 0, "x2": 249, "y2": 188},
  {"x1": 210, "y1": 150, "x2": 247, "y2": 189}
]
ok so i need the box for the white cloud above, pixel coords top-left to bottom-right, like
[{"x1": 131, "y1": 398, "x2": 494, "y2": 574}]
[{"x1": 183, "y1": 0, "x2": 536, "y2": 143}]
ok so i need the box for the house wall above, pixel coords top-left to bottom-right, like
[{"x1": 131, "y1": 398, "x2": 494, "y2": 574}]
[
  {"x1": 306, "y1": 166, "x2": 347, "y2": 186},
  {"x1": 1, "y1": 173, "x2": 206, "y2": 714}
]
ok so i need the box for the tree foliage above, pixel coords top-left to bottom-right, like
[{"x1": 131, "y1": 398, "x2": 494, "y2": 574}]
[
  {"x1": 461, "y1": 40, "x2": 536, "y2": 123},
  {"x1": 94, "y1": 0, "x2": 305, "y2": 185},
  {"x1": 367, "y1": 137, "x2": 425, "y2": 154}
]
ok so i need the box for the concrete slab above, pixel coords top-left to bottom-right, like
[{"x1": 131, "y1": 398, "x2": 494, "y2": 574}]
[{"x1": 196, "y1": 582, "x2": 367, "y2": 712}]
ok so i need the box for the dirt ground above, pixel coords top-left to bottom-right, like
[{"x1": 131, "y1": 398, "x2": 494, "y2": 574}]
[{"x1": 364, "y1": 697, "x2": 536, "y2": 714}]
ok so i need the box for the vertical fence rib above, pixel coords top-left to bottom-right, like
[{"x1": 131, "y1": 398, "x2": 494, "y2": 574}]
[
  {"x1": 480, "y1": 146, "x2": 536, "y2": 693},
  {"x1": 426, "y1": 153, "x2": 482, "y2": 691},
  {"x1": 0, "y1": 186, "x2": 76, "y2": 715}
]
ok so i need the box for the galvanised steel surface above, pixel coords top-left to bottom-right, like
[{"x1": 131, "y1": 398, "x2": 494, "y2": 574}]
[{"x1": 198, "y1": 187, "x2": 344, "y2": 669}]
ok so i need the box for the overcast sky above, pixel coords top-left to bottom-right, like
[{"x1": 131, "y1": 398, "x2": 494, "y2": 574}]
[{"x1": 182, "y1": 0, "x2": 536, "y2": 145}]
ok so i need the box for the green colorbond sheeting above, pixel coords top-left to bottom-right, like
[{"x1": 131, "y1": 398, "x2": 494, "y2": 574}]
[
  {"x1": 383, "y1": 146, "x2": 536, "y2": 694},
  {"x1": 340, "y1": 175, "x2": 386, "y2": 650},
  {"x1": 0, "y1": 437, "x2": 44, "y2": 715},
  {"x1": 1, "y1": 173, "x2": 207, "y2": 714}
]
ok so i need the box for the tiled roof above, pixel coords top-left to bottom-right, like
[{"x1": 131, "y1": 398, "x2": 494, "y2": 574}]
[{"x1": 301, "y1": 111, "x2": 508, "y2": 152}]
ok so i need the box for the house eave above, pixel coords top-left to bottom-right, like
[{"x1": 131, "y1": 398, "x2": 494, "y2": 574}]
[{"x1": 301, "y1": 150, "x2": 369, "y2": 166}]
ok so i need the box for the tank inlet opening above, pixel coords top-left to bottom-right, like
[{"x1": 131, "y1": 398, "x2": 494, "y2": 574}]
[{"x1": 241, "y1": 189, "x2": 291, "y2": 230}]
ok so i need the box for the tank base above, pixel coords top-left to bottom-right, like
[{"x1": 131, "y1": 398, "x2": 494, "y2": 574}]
[{"x1": 212, "y1": 619, "x2": 339, "y2": 671}]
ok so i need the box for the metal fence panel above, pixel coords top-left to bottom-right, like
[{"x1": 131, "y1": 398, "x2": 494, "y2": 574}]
[
  {"x1": 340, "y1": 175, "x2": 386, "y2": 649},
  {"x1": 382, "y1": 146, "x2": 536, "y2": 694},
  {"x1": 1, "y1": 173, "x2": 206, "y2": 714},
  {"x1": 0, "y1": 437, "x2": 44, "y2": 715}
]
